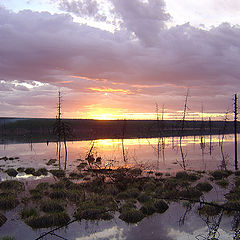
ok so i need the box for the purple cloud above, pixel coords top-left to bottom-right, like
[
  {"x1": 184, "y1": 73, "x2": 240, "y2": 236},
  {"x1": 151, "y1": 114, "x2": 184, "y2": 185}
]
[{"x1": 0, "y1": 1, "x2": 240, "y2": 118}]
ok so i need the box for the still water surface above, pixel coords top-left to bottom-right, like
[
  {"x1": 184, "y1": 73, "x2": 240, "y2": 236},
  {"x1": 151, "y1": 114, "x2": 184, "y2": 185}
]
[
  {"x1": 0, "y1": 134, "x2": 239, "y2": 239},
  {"x1": 0, "y1": 134, "x2": 238, "y2": 174}
]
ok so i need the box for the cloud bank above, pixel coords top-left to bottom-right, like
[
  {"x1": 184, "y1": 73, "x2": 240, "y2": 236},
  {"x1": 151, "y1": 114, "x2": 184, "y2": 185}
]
[{"x1": 0, "y1": 0, "x2": 240, "y2": 118}]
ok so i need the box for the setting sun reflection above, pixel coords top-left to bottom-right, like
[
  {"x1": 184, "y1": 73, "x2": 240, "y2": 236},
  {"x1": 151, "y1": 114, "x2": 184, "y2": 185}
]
[{"x1": 87, "y1": 135, "x2": 234, "y2": 148}]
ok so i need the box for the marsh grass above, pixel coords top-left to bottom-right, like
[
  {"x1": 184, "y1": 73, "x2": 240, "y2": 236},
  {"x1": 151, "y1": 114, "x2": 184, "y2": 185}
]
[
  {"x1": 32, "y1": 168, "x2": 48, "y2": 177},
  {"x1": 21, "y1": 207, "x2": 38, "y2": 219},
  {"x1": 69, "y1": 172, "x2": 83, "y2": 179},
  {"x1": 46, "y1": 159, "x2": 57, "y2": 166},
  {"x1": 224, "y1": 201, "x2": 240, "y2": 215},
  {"x1": 74, "y1": 193, "x2": 117, "y2": 221},
  {"x1": 49, "y1": 170, "x2": 65, "y2": 178},
  {"x1": 66, "y1": 189, "x2": 83, "y2": 203},
  {"x1": 25, "y1": 168, "x2": 35, "y2": 175},
  {"x1": 116, "y1": 191, "x2": 130, "y2": 200},
  {"x1": 74, "y1": 208, "x2": 112, "y2": 221},
  {"x1": 49, "y1": 190, "x2": 67, "y2": 199},
  {"x1": 74, "y1": 200, "x2": 112, "y2": 221},
  {"x1": 1, "y1": 168, "x2": 239, "y2": 228},
  {"x1": 0, "y1": 194, "x2": 19, "y2": 210},
  {"x1": 41, "y1": 200, "x2": 64, "y2": 213},
  {"x1": 234, "y1": 177, "x2": 240, "y2": 187},
  {"x1": 120, "y1": 201, "x2": 136, "y2": 213},
  {"x1": 0, "y1": 213, "x2": 7, "y2": 227},
  {"x1": 119, "y1": 209, "x2": 144, "y2": 223},
  {"x1": 140, "y1": 202, "x2": 156, "y2": 215},
  {"x1": 50, "y1": 181, "x2": 65, "y2": 190},
  {"x1": 77, "y1": 162, "x2": 88, "y2": 170},
  {"x1": 0, "y1": 236, "x2": 15, "y2": 240},
  {"x1": 143, "y1": 181, "x2": 156, "y2": 193},
  {"x1": 198, "y1": 204, "x2": 222, "y2": 216},
  {"x1": 216, "y1": 179, "x2": 229, "y2": 188},
  {"x1": 210, "y1": 170, "x2": 232, "y2": 180},
  {"x1": 154, "y1": 199, "x2": 169, "y2": 213},
  {"x1": 29, "y1": 189, "x2": 42, "y2": 201},
  {"x1": 17, "y1": 167, "x2": 25, "y2": 173},
  {"x1": 5, "y1": 168, "x2": 18, "y2": 177},
  {"x1": 196, "y1": 182, "x2": 213, "y2": 192},
  {"x1": 155, "y1": 172, "x2": 163, "y2": 177},
  {"x1": 179, "y1": 188, "x2": 203, "y2": 200},
  {"x1": 26, "y1": 212, "x2": 70, "y2": 229},
  {"x1": 235, "y1": 171, "x2": 240, "y2": 176},
  {"x1": 35, "y1": 182, "x2": 49, "y2": 191},
  {"x1": 0, "y1": 180, "x2": 24, "y2": 192},
  {"x1": 176, "y1": 171, "x2": 201, "y2": 182},
  {"x1": 126, "y1": 188, "x2": 140, "y2": 198},
  {"x1": 137, "y1": 193, "x2": 151, "y2": 203}
]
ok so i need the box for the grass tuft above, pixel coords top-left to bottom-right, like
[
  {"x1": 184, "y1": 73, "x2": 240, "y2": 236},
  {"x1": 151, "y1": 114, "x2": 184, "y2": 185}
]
[
  {"x1": 140, "y1": 202, "x2": 156, "y2": 215},
  {"x1": 49, "y1": 170, "x2": 66, "y2": 178},
  {"x1": 216, "y1": 179, "x2": 229, "y2": 188},
  {"x1": 0, "y1": 213, "x2": 7, "y2": 227},
  {"x1": 21, "y1": 207, "x2": 38, "y2": 219},
  {"x1": 49, "y1": 190, "x2": 67, "y2": 199},
  {"x1": 5, "y1": 168, "x2": 18, "y2": 177},
  {"x1": 196, "y1": 182, "x2": 213, "y2": 192},
  {"x1": 210, "y1": 170, "x2": 232, "y2": 180},
  {"x1": 0, "y1": 236, "x2": 15, "y2": 240},
  {"x1": 0, "y1": 194, "x2": 19, "y2": 210},
  {"x1": 75, "y1": 208, "x2": 111, "y2": 221},
  {"x1": 41, "y1": 200, "x2": 64, "y2": 213},
  {"x1": 26, "y1": 212, "x2": 70, "y2": 229},
  {"x1": 0, "y1": 180, "x2": 24, "y2": 192},
  {"x1": 179, "y1": 188, "x2": 203, "y2": 200},
  {"x1": 17, "y1": 167, "x2": 25, "y2": 172},
  {"x1": 25, "y1": 168, "x2": 35, "y2": 175},
  {"x1": 198, "y1": 204, "x2": 221, "y2": 216},
  {"x1": 138, "y1": 193, "x2": 151, "y2": 203},
  {"x1": 119, "y1": 209, "x2": 145, "y2": 224},
  {"x1": 154, "y1": 200, "x2": 169, "y2": 213},
  {"x1": 46, "y1": 159, "x2": 57, "y2": 165}
]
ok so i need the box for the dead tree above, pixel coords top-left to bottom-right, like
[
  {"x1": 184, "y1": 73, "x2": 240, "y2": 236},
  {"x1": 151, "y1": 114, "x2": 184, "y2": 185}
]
[
  {"x1": 121, "y1": 119, "x2": 127, "y2": 163},
  {"x1": 179, "y1": 89, "x2": 189, "y2": 170},
  {"x1": 219, "y1": 111, "x2": 230, "y2": 170},
  {"x1": 234, "y1": 94, "x2": 238, "y2": 170},
  {"x1": 209, "y1": 117, "x2": 212, "y2": 156},
  {"x1": 53, "y1": 91, "x2": 72, "y2": 170}
]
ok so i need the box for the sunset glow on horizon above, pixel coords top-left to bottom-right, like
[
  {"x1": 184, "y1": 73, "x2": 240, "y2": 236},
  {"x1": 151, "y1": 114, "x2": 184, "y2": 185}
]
[{"x1": 0, "y1": 0, "x2": 239, "y2": 121}]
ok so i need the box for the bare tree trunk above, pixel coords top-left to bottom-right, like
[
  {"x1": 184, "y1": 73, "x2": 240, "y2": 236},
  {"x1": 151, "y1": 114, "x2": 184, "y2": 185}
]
[
  {"x1": 234, "y1": 93, "x2": 238, "y2": 170},
  {"x1": 121, "y1": 119, "x2": 127, "y2": 163},
  {"x1": 179, "y1": 89, "x2": 189, "y2": 170},
  {"x1": 209, "y1": 117, "x2": 212, "y2": 155},
  {"x1": 220, "y1": 112, "x2": 229, "y2": 170},
  {"x1": 64, "y1": 138, "x2": 68, "y2": 170},
  {"x1": 58, "y1": 141, "x2": 61, "y2": 169}
]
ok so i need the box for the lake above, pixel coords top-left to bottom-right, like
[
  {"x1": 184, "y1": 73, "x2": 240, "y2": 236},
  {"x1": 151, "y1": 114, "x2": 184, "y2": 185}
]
[
  {"x1": 0, "y1": 134, "x2": 238, "y2": 177},
  {"x1": 0, "y1": 134, "x2": 239, "y2": 240}
]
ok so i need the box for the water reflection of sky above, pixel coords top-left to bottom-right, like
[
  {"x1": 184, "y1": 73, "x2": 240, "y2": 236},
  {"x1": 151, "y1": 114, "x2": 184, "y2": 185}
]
[
  {"x1": 0, "y1": 135, "x2": 239, "y2": 239},
  {"x1": 1, "y1": 200, "x2": 234, "y2": 239},
  {"x1": 0, "y1": 134, "x2": 239, "y2": 173}
]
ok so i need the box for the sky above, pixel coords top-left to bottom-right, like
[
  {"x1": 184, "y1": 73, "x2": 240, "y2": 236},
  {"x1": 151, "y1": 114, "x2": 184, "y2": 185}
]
[{"x1": 0, "y1": 0, "x2": 240, "y2": 120}]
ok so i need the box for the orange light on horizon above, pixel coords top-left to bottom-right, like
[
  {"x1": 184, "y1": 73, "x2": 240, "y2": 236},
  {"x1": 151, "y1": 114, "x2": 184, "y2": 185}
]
[
  {"x1": 68, "y1": 105, "x2": 232, "y2": 121},
  {"x1": 88, "y1": 87, "x2": 133, "y2": 95},
  {"x1": 70, "y1": 75, "x2": 107, "y2": 82}
]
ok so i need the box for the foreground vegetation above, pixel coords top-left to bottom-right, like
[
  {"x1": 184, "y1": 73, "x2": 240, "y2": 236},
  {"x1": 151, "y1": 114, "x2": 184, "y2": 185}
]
[{"x1": 0, "y1": 163, "x2": 239, "y2": 232}]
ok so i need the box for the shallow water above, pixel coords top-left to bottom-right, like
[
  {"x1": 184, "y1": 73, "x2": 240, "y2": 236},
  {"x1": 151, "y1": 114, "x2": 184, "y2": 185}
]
[
  {"x1": 0, "y1": 134, "x2": 239, "y2": 175},
  {"x1": 0, "y1": 134, "x2": 239, "y2": 239},
  {"x1": 0, "y1": 188, "x2": 235, "y2": 240}
]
